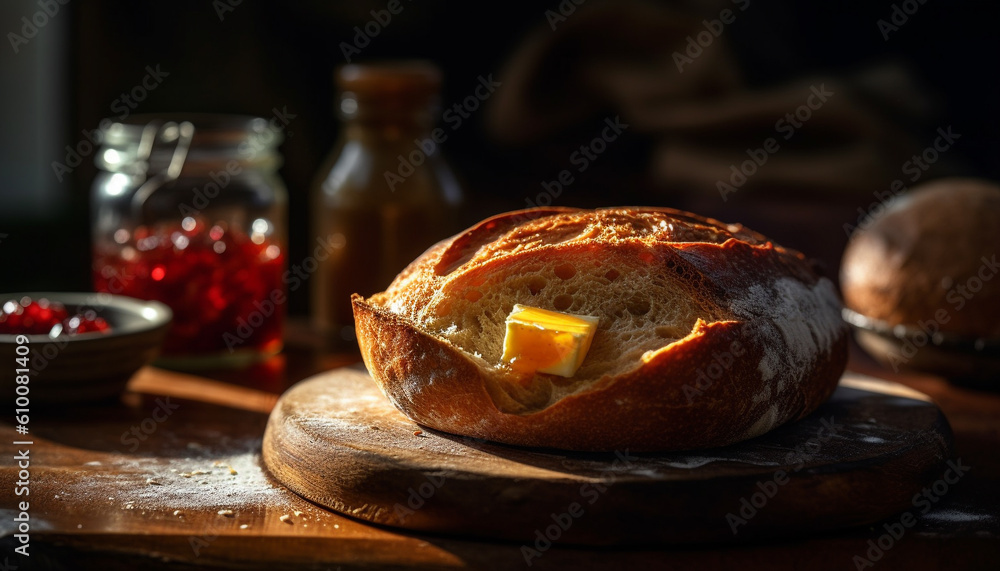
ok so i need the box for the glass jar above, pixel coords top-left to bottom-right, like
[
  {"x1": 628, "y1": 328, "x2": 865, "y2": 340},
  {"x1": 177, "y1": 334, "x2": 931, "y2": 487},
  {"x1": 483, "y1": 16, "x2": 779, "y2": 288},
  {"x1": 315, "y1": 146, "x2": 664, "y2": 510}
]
[
  {"x1": 91, "y1": 114, "x2": 288, "y2": 369},
  {"x1": 312, "y1": 61, "x2": 464, "y2": 346}
]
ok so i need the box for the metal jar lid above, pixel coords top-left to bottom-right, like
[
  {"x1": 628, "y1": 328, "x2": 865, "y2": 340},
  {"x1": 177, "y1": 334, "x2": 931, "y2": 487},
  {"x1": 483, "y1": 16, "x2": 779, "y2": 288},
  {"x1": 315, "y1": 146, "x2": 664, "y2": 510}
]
[{"x1": 95, "y1": 113, "x2": 283, "y2": 177}]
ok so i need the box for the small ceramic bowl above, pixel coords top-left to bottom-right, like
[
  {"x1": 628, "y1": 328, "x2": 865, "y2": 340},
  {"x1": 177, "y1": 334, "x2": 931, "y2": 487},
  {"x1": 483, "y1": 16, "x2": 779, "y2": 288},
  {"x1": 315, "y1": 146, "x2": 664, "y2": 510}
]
[
  {"x1": 843, "y1": 308, "x2": 1000, "y2": 387},
  {"x1": 0, "y1": 292, "x2": 172, "y2": 403}
]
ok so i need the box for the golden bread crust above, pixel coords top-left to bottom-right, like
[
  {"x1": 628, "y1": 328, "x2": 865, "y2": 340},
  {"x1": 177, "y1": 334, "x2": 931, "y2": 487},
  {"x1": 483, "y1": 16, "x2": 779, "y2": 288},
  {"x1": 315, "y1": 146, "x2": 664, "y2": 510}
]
[{"x1": 354, "y1": 207, "x2": 849, "y2": 451}]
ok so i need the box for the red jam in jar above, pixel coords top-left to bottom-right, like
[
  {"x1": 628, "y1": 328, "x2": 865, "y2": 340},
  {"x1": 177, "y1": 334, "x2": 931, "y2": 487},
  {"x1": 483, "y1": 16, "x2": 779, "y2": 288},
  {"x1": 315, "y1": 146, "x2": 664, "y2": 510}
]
[
  {"x1": 93, "y1": 216, "x2": 285, "y2": 358},
  {"x1": 90, "y1": 115, "x2": 289, "y2": 368}
]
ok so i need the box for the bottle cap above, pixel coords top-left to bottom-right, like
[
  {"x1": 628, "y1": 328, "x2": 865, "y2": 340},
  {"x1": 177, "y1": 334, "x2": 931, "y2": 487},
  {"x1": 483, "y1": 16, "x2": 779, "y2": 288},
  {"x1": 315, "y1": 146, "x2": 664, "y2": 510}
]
[{"x1": 336, "y1": 61, "x2": 442, "y2": 120}]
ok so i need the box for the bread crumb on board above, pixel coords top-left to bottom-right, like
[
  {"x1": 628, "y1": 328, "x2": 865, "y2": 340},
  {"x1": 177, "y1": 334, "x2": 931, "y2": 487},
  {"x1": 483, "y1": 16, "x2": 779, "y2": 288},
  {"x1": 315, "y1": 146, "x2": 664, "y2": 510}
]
[
  {"x1": 240, "y1": 524, "x2": 249, "y2": 529},
  {"x1": 218, "y1": 509, "x2": 235, "y2": 517},
  {"x1": 279, "y1": 514, "x2": 293, "y2": 524},
  {"x1": 173, "y1": 510, "x2": 183, "y2": 517},
  {"x1": 413, "y1": 430, "x2": 423, "y2": 436},
  {"x1": 213, "y1": 460, "x2": 239, "y2": 475}
]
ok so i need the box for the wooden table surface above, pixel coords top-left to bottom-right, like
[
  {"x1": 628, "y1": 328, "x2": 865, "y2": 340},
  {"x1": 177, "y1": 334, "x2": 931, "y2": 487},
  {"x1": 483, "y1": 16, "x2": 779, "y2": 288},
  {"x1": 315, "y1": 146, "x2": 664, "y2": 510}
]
[{"x1": 2, "y1": 322, "x2": 998, "y2": 570}]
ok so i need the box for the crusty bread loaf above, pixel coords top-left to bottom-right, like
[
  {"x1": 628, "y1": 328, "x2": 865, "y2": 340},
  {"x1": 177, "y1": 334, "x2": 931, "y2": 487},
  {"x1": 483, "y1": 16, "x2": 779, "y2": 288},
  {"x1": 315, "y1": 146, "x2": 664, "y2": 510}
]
[
  {"x1": 353, "y1": 207, "x2": 849, "y2": 451},
  {"x1": 842, "y1": 178, "x2": 1000, "y2": 339}
]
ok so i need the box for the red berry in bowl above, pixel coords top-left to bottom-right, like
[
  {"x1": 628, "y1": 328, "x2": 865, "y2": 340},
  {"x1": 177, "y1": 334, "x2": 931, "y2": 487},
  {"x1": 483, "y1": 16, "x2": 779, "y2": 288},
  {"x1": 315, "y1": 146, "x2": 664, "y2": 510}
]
[
  {"x1": 0, "y1": 296, "x2": 112, "y2": 336},
  {"x1": 63, "y1": 314, "x2": 111, "y2": 335},
  {"x1": 0, "y1": 297, "x2": 64, "y2": 334}
]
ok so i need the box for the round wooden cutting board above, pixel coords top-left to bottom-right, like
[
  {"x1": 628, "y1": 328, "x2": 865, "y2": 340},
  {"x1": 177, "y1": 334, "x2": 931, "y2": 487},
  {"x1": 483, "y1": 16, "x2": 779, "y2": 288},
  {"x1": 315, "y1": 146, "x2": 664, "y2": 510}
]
[{"x1": 262, "y1": 368, "x2": 953, "y2": 545}]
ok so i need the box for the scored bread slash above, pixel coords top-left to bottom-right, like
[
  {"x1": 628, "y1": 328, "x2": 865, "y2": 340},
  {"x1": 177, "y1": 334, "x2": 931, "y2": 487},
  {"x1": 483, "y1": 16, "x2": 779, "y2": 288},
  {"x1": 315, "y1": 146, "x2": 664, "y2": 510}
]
[
  {"x1": 500, "y1": 304, "x2": 599, "y2": 377},
  {"x1": 352, "y1": 207, "x2": 849, "y2": 451}
]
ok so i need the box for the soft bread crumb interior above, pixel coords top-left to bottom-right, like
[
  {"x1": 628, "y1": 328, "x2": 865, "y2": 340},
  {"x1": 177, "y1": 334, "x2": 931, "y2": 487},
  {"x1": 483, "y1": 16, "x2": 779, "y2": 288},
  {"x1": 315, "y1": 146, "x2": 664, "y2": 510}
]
[
  {"x1": 423, "y1": 249, "x2": 723, "y2": 383},
  {"x1": 369, "y1": 209, "x2": 757, "y2": 412}
]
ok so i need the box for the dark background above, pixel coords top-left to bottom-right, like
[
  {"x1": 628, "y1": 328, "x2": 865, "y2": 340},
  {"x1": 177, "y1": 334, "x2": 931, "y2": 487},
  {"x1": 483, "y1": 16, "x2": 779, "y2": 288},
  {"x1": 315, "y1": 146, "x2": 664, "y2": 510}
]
[{"x1": 1, "y1": 0, "x2": 998, "y2": 316}]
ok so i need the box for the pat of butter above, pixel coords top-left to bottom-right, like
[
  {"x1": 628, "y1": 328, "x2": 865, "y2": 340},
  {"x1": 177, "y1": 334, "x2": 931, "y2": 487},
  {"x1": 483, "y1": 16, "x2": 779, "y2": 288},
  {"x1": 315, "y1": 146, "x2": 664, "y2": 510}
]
[{"x1": 500, "y1": 304, "x2": 599, "y2": 377}]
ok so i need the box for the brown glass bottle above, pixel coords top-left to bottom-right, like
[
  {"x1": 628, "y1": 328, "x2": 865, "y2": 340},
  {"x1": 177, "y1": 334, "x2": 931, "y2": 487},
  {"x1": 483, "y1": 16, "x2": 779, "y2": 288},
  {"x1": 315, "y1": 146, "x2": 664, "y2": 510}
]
[{"x1": 311, "y1": 62, "x2": 464, "y2": 346}]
